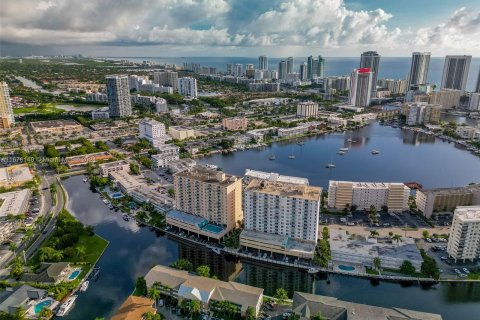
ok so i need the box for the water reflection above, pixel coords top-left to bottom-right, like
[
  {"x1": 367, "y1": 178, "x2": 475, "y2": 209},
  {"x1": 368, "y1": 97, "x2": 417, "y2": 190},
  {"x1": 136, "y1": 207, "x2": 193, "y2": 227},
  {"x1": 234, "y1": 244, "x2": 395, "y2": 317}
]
[{"x1": 401, "y1": 130, "x2": 436, "y2": 145}]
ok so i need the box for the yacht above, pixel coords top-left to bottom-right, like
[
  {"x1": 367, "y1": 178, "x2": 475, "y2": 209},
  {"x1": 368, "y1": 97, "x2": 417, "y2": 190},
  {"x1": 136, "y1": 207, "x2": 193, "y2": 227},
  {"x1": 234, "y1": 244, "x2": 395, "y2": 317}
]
[
  {"x1": 288, "y1": 155, "x2": 296, "y2": 159},
  {"x1": 339, "y1": 147, "x2": 349, "y2": 152},
  {"x1": 80, "y1": 281, "x2": 89, "y2": 292},
  {"x1": 325, "y1": 163, "x2": 336, "y2": 168},
  {"x1": 123, "y1": 214, "x2": 129, "y2": 221},
  {"x1": 269, "y1": 154, "x2": 276, "y2": 160},
  {"x1": 337, "y1": 151, "x2": 345, "y2": 155},
  {"x1": 371, "y1": 149, "x2": 380, "y2": 155},
  {"x1": 56, "y1": 295, "x2": 77, "y2": 317}
]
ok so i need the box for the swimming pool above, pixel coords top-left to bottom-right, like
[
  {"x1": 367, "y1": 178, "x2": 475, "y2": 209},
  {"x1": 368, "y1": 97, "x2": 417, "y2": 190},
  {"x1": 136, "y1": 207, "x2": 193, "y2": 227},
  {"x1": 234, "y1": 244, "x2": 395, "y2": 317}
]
[
  {"x1": 202, "y1": 224, "x2": 224, "y2": 234},
  {"x1": 338, "y1": 265, "x2": 356, "y2": 271},
  {"x1": 34, "y1": 299, "x2": 53, "y2": 314},
  {"x1": 68, "y1": 269, "x2": 81, "y2": 280},
  {"x1": 110, "y1": 192, "x2": 124, "y2": 199}
]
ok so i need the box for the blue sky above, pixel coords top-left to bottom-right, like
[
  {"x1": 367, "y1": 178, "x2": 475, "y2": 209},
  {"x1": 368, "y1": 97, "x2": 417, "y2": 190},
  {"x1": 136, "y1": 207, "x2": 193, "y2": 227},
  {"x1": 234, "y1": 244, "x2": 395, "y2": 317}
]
[{"x1": 0, "y1": 0, "x2": 479, "y2": 57}]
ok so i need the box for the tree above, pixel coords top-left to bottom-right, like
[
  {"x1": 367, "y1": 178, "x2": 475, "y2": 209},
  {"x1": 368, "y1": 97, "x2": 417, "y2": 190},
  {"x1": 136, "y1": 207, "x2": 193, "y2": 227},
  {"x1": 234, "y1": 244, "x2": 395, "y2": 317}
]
[
  {"x1": 75, "y1": 245, "x2": 86, "y2": 258},
  {"x1": 246, "y1": 306, "x2": 256, "y2": 320},
  {"x1": 170, "y1": 259, "x2": 193, "y2": 271},
  {"x1": 14, "y1": 305, "x2": 27, "y2": 320},
  {"x1": 311, "y1": 313, "x2": 326, "y2": 320},
  {"x1": 274, "y1": 288, "x2": 289, "y2": 304},
  {"x1": 392, "y1": 234, "x2": 402, "y2": 244},
  {"x1": 37, "y1": 307, "x2": 53, "y2": 320},
  {"x1": 135, "y1": 277, "x2": 148, "y2": 296},
  {"x1": 399, "y1": 260, "x2": 416, "y2": 276},
  {"x1": 190, "y1": 300, "x2": 201, "y2": 316},
  {"x1": 167, "y1": 188, "x2": 175, "y2": 197},
  {"x1": 373, "y1": 257, "x2": 382, "y2": 274},
  {"x1": 10, "y1": 257, "x2": 24, "y2": 280},
  {"x1": 49, "y1": 183, "x2": 57, "y2": 195},
  {"x1": 9, "y1": 242, "x2": 17, "y2": 258},
  {"x1": 369, "y1": 230, "x2": 379, "y2": 238},
  {"x1": 420, "y1": 249, "x2": 440, "y2": 279},
  {"x1": 129, "y1": 163, "x2": 140, "y2": 175},
  {"x1": 195, "y1": 265, "x2": 210, "y2": 277},
  {"x1": 422, "y1": 230, "x2": 430, "y2": 239},
  {"x1": 148, "y1": 286, "x2": 161, "y2": 309}
]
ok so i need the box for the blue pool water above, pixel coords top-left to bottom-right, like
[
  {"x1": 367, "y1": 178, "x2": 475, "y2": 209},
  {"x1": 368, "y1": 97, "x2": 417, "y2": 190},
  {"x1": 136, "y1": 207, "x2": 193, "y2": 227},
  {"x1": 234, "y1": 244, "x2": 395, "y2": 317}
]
[
  {"x1": 34, "y1": 300, "x2": 53, "y2": 314},
  {"x1": 68, "y1": 270, "x2": 81, "y2": 280},
  {"x1": 338, "y1": 265, "x2": 356, "y2": 271},
  {"x1": 110, "y1": 192, "x2": 124, "y2": 199},
  {"x1": 202, "y1": 224, "x2": 224, "y2": 234}
]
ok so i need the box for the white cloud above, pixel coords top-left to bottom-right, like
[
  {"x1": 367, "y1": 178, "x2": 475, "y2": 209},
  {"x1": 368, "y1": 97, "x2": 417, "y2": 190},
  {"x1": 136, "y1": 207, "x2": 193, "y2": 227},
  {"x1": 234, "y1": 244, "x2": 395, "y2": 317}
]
[{"x1": 0, "y1": 0, "x2": 479, "y2": 55}]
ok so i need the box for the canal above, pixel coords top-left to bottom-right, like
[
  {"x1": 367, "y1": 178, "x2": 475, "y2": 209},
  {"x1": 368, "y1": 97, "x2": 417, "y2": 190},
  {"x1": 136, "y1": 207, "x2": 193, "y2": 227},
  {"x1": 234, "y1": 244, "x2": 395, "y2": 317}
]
[{"x1": 62, "y1": 123, "x2": 480, "y2": 320}]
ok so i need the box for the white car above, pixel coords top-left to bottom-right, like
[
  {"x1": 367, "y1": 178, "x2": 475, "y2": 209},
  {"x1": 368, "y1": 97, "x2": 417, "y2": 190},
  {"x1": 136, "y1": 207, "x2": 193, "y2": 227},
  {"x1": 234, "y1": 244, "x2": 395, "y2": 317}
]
[{"x1": 462, "y1": 268, "x2": 470, "y2": 274}]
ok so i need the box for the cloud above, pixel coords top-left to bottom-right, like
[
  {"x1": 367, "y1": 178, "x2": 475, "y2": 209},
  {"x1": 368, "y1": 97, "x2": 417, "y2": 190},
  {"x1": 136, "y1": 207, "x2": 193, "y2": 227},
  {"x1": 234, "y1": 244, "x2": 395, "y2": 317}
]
[{"x1": 0, "y1": 0, "x2": 479, "y2": 55}]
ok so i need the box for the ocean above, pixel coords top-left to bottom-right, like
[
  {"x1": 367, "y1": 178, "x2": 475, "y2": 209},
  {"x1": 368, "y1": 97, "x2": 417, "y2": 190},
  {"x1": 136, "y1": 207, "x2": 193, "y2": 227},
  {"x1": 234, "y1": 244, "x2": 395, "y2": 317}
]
[{"x1": 109, "y1": 56, "x2": 480, "y2": 91}]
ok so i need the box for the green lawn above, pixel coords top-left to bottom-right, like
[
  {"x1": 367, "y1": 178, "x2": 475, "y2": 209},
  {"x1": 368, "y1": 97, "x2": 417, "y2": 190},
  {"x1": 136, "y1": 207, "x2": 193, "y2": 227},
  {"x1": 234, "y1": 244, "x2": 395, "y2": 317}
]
[
  {"x1": 71, "y1": 234, "x2": 108, "y2": 265},
  {"x1": 13, "y1": 105, "x2": 65, "y2": 115}
]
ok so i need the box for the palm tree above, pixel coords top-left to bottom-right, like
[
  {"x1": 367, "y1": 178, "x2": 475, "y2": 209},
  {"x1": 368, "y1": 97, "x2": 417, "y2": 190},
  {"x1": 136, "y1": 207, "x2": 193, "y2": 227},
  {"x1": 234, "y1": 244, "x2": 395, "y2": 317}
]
[
  {"x1": 149, "y1": 286, "x2": 161, "y2": 309},
  {"x1": 369, "y1": 230, "x2": 379, "y2": 238},
  {"x1": 392, "y1": 234, "x2": 402, "y2": 244},
  {"x1": 76, "y1": 245, "x2": 86, "y2": 258},
  {"x1": 373, "y1": 257, "x2": 382, "y2": 275}
]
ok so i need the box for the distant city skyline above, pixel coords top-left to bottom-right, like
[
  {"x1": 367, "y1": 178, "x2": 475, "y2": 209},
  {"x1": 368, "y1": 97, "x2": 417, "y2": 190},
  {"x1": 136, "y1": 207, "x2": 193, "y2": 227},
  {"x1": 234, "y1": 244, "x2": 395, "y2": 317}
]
[{"x1": 1, "y1": 0, "x2": 479, "y2": 57}]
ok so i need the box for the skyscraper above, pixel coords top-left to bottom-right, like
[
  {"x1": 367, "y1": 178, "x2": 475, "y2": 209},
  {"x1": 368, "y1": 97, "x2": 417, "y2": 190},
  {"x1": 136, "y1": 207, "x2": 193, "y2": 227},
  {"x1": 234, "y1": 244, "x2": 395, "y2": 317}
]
[
  {"x1": 348, "y1": 68, "x2": 373, "y2": 108},
  {"x1": 153, "y1": 71, "x2": 178, "y2": 92},
  {"x1": 258, "y1": 55, "x2": 268, "y2": 70},
  {"x1": 476, "y1": 67, "x2": 480, "y2": 93},
  {"x1": 408, "y1": 52, "x2": 431, "y2": 88},
  {"x1": 232, "y1": 64, "x2": 243, "y2": 77},
  {"x1": 316, "y1": 56, "x2": 325, "y2": 79},
  {"x1": 360, "y1": 51, "x2": 380, "y2": 95},
  {"x1": 106, "y1": 75, "x2": 132, "y2": 118},
  {"x1": 307, "y1": 56, "x2": 314, "y2": 80},
  {"x1": 441, "y1": 55, "x2": 472, "y2": 92},
  {"x1": 286, "y1": 56, "x2": 294, "y2": 75},
  {"x1": 299, "y1": 62, "x2": 307, "y2": 81},
  {"x1": 278, "y1": 60, "x2": 288, "y2": 80},
  {"x1": 0, "y1": 82, "x2": 15, "y2": 128},
  {"x1": 178, "y1": 77, "x2": 197, "y2": 98}
]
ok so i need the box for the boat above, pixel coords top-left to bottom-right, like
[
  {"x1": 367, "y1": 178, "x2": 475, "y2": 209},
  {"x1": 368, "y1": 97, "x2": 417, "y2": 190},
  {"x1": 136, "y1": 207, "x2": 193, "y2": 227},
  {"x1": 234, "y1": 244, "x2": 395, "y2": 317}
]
[
  {"x1": 80, "y1": 281, "x2": 89, "y2": 292},
  {"x1": 56, "y1": 295, "x2": 77, "y2": 317},
  {"x1": 337, "y1": 151, "x2": 345, "y2": 155},
  {"x1": 339, "y1": 147, "x2": 349, "y2": 152},
  {"x1": 82, "y1": 178, "x2": 88, "y2": 183},
  {"x1": 297, "y1": 142, "x2": 305, "y2": 146},
  {"x1": 288, "y1": 155, "x2": 296, "y2": 159},
  {"x1": 347, "y1": 138, "x2": 352, "y2": 142},
  {"x1": 108, "y1": 204, "x2": 114, "y2": 210},
  {"x1": 307, "y1": 267, "x2": 320, "y2": 274},
  {"x1": 325, "y1": 163, "x2": 336, "y2": 168},
  {"x1": 269, "y1": 154, "x2": 276, "y2": 160},
  {"x1": 123, "y1": 214, "x2": 129, "y2": 221},
  {"x1": 371, "y1": 149, "x2": 380, "y2": 155}
]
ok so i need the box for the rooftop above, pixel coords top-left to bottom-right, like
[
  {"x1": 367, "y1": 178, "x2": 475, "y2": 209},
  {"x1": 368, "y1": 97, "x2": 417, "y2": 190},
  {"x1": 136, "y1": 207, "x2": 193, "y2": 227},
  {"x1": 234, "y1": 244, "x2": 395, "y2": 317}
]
[
  {"x1": 0, "y1": 285, "x2": 46, "y2": 313},
  {"x1": 419, "y1": 184, "x2": 480, "y2": 195},
  {"x1": 111, "y1": 296, "x2": 155, "y2": 320},
  {"x1": 30, "y1": 119, "x2": 81, "y2": 129},
  {"x1": 244, "y1": 169, "x2": 309, "y2": 185},
  {"x1": 0, "y1": 164, "x2": 34, "y2": 186},
  {"x1": 245, "y1": 179, "x2": 321, "y2": 201},
  {"x1": 174, "y1": 165, "x2": 240, "y2": 185},
  {"x1": 109, "y1": 171, "x2": 145, "y2": 190},
  {"x1": 330, "y1": 180, "x2": 408, "y2": 189},
  {"x1": 240, "y1": 230, "x2": 316, "y2": 254},
  {"x1": 292, "y1": 292, "x2": 442, "y2": 320},
  {"x1": 99, "y1": 160, "x2": 129, "y2": 169},
  {"x1": 0, "y1": 189, "x2": 31, "y2": 217},
  {"x1": 454, "y1": 206, "x2": 480, "y2": 222}
]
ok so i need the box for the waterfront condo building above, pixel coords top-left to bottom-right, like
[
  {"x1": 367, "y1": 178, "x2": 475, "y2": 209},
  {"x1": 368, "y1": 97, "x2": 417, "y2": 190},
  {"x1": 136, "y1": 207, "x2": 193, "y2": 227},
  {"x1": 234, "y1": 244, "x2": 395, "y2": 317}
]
[
  {"x1": 296, "y1": 101, "x2": 318, "y2": 118},
  {"x1": 169, "y1": 126, "x2": 195, "y2": 140},
  {"x1": 415, "y1": 184, "x2": 480, "y2": 218},
  {"x1": 327, "y1": 180, "x2": 410, "y2": 212},
  {"x1": 429, "y1": 89, "x2": 462, "y2": 109},
  {"x1": 441, "y1": 55, "x2": 472, "y2": 92},
  {"x1": 348, "y1": 68, "x2": 373, "y2": 108},
  {"x1": 106, "y1": 75, "x2": 132, "y2": 117},
  {"x1": 258, "y1": 55, "x2": 268, "y2": 70},
  {"x1": 403, "y1": 102, "x2": 441, "y2": 125},
  {"x1": 173, "y1": 166, "x2": 243, "y2": 232},
  {"x1": 241, "y1": 179, "x2": 321, "y2": 259},
  {"x1": 153, "y1": 71, "x2": 178, "y2": 92},
  {"x1": 306, "y1": 55, "x2": 325, "y2": 80},
  {"x1": 0, "y1": 81, "x2": 15, "y2": 128},
  {"x1": 408, "y1": 52, "x2": 431, "y2": 88},
  {"x1": 359, "y1": 51, "x2": 381, "y2": 96},
  {"x1": 447, "y1": 206, "x2": 480, "y2": 262},
  {"x1": 222, "y1": 117, "x2": 248, "y2": 131},
  {"x1": 178, "y1": 77, "x2": 197, "y2": 98},
  {"x1": 151, "y1": 144, "x2": 180, "y2": 168}
]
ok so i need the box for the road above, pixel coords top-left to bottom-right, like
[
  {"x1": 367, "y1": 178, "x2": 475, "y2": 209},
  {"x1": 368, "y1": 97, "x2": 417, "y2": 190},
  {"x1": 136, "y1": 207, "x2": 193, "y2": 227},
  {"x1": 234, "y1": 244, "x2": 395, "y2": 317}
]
[{"x1": 0, "y1": 173, "x2": 65, "y2": 269}]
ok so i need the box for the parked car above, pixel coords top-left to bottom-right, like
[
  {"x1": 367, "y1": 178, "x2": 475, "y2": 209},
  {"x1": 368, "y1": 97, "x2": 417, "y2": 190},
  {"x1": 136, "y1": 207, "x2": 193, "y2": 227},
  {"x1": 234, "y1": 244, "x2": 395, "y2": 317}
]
[{"x1": 462, "y1": 268, "x2": 470, "y2": 274}]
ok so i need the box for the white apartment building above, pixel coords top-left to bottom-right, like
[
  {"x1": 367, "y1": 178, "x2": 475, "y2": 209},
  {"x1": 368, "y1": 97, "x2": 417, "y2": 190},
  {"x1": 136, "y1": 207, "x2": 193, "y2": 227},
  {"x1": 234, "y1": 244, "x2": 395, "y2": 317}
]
[
  {"x1": 139, "y1": 119, "x2": 166, "y2": 142},
  {"x1": 277, "y1": 126, "x2": 308, "y2": 138},
  {"x1": 91, "y1": 107, "x2": 110, "y2": 120},
  {"x1": 155, "y1": 98, "x2": 168, "y2": 113},
  {"x1": 327, "y1": 180, "x2": 410, "y2": 212},
  {"x1": 349, "y1": 68, "x2": 373, "y2": 108},
  {"x1": 151, "y1": 145, "x2": 180, "y2": 168},
  {"x1": 456, "y1": 126, "x2": 480, "y2": 140},
  {"x1": 447, "y1": 206, "x2": 480, "y2": 262},
  {"x1": 243, "y1": 179, "x2": 321, "y2": 243},
  {"x1": 296, "y1": 101, "x2": 318, "y2": 118},
  {"x1": 178, "y1": 77, "x2": 198, "y2": 98},
  {"x1": 98, "y1": 160, "x2": 130, "y2": 177}
]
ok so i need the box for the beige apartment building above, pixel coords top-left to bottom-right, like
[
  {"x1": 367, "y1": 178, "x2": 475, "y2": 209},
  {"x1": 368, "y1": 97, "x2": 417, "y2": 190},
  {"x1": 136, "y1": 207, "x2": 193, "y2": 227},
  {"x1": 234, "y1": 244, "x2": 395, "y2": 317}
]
[
  {"x1": 447, "y1": 206, "x2": 480, "y2": 262},
  {"x1": 222, "y1": 117, "x2": 248, "y2": 131},
  {"x1": 416, "y1": 184, "x2": 480, "y2": 218},
  {"x1": 327, "y1": 180, "x2": 410, "y2": 212},
  {"x1": 30, "y1": 120, "x2": 83, "y2": 134},
  {"x1": 173, "y1": 166, "x2": 243, "y2": 232},
  {"x1": 430, "y1": 89, "x2": 462, "y2": 109},
  {"x1": 0, "y1": 81, "x2": 15, "y2": 129},
  {"x1": 296, "y1": 101, "x2": 318, "y2": 118},
  {"x1": 169, "y1": 126, "x2": 195, "y2": 140}
]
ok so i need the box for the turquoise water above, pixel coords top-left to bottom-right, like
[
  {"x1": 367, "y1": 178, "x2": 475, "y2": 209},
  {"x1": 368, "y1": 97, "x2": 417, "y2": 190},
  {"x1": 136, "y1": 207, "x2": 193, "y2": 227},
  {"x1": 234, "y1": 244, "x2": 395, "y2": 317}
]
[
  {"x1": 202, "y1": 224, "x2": 224, "y2": 234},
  {"x1": 68, "y1": 270, "x2": 81, "y2": 280},
  {"x1": 110, "y1": 193, "x2": 123, "y2": 199},
  {"x1": 34, "y1": 300, "x2": 52, "y2": 314},
  {"x1": 338, "y1": 265, "x2": 356, "y2": 271}
]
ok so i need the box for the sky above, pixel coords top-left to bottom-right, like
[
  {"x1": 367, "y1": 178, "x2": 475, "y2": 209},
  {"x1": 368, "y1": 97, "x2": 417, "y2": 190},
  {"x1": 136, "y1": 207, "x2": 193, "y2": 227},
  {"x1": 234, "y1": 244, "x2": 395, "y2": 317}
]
[{"x1": 0, "y1": 0, "x2": 479, "y2": 57}]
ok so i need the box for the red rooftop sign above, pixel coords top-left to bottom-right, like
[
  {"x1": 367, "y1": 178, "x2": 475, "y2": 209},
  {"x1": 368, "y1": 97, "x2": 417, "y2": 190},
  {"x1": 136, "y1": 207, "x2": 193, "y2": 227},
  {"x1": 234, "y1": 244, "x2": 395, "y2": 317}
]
[{"x1": 357, "y1": 68, "x2": 371, "y2": 73}]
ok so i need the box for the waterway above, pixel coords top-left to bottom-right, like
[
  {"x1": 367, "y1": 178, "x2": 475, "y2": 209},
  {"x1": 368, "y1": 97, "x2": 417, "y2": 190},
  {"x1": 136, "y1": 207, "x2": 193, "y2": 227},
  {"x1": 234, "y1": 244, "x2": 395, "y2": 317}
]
[{"x1": 62, "y1": 124, "x2": 480, "y2": 320}]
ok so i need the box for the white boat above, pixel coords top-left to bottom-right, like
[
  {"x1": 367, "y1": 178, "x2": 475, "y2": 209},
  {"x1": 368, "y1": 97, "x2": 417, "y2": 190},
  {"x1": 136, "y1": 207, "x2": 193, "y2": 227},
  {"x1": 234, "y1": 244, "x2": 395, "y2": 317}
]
[
  {"x1": 80, "y1": 281, "x2": 89, "y2": 292},
  {"x1": 371, "y1": 149, "x2": 380, "y2": 155},
  {"x1": 56, "y1": 295, "x2": 77, "y2": 317},
  {"x1": 288, "y1": 155, "x2": 296, "y2": 159},
  {"x1": 339, "y1": 147, "x2": 349, "y2": 152},
  {"x1": 269, "y1": 154, "x2": 276, "y2": 160},
  {"x1": 325, "y1": 163, "x2": 336, "y2": 168},
  {"x1": 307, "y1": 267, "x2": 320, "y2": 274},
  {"x1": 337, "y1": 151, "x2": 345, "y2": 155},
  {"x1": 83, "y1": 178, "x2": 88, "y2": 183}
]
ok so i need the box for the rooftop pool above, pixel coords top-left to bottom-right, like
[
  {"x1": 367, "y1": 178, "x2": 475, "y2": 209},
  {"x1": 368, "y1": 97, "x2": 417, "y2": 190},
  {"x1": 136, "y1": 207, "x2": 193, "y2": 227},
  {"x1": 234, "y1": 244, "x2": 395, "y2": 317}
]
[
  {"x1": 202, "y1": 224, "x2": 224, "y2": 234},
  {"x1": 338, "y1": 265, "x2": 356, "y2": 272}
]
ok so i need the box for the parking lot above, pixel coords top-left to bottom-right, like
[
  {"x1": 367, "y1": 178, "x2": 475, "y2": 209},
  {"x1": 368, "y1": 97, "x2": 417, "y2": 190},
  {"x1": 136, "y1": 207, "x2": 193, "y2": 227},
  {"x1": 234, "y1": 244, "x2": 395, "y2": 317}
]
[{"x1": 320, "y1": 210, "x2": 434, "y2": 229}]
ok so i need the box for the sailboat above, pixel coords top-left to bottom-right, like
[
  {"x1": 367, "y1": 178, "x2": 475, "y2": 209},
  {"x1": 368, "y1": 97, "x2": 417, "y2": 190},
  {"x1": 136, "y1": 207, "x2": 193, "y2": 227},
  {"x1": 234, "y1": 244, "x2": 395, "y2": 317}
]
[
  {"x1": 325, "y1": 155, "x2": 335, "y2": 168},
  {"x1": 269, "y1": 153, "x2": 276, "y2": 160},
  {"x1": 288, "y1": 146, "x2": 296, "y2": 159}
]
